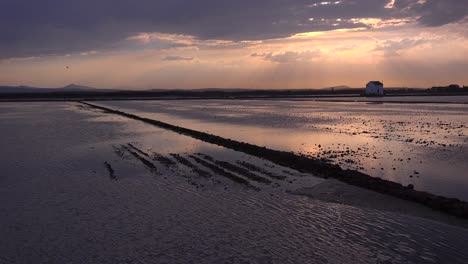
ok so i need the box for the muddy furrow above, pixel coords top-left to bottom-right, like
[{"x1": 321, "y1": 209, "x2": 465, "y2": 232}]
[
  {"x1": 152, "y1": 152, "x2": 177, "y2": 168},
  {"x1": 122, "y1": 145, "x2": 158, "y2": 172},
  {"x1": 113, "y1": 145, "x2": 130, "y2": 160},
  {"x1": 127, "y1": 143, "x2": 151, "y2": 158},
  {"x1": 170, "y1": 154, "x2": 212, "y2": 178},
  {"x1": 213, "y1": 160, "x2": 271, "y2": 184},
  {"x1": 128, "y1": 143, "x2": 177, "y2": 168},
  {"x1": 236, "y1": 161, "x2": 287, "y2": 180},
  {"x1": 104, "y1": 161, "x2": 117, "y2": 180},
  {"x1": 196, "y1": 153, "x2": 215, "y2": 161},
  {"x1": 79, "y1": 101, "x2": 468, "y2": 219},
  {"x1": 196, "y1": 154, "x2": 271, "y2": 184},
  {"x1": 188, "y1": 155, "x2": 257, "y2": 190}
]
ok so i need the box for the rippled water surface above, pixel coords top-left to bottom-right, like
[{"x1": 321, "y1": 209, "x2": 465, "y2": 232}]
[
  {"x1": 96, "y1": 99, "x2": 468, "y2": 201},
  {"x1": 1, "y1": 102, "x2": 468, "y2": 264}
]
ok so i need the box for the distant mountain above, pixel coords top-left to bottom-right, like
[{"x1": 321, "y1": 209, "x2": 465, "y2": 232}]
[
  {"x1": 145, "y1": 88, "x2": 257, "y2": 93},
  {"x1": 187, "y1": 88, "x2": 256, "y2": 92},
  {"x1": 0, "y1": 85, "x2": 41, "y2": 93},
  {"x1": 0, "y1": 84, "x2": 117, "y2": 93},
  {"x1": 60, "y1": 84, "x2": 101, "y2": 91},
  {"x1": 0, "y1": 84, "x2": 429, "y2": 94}
]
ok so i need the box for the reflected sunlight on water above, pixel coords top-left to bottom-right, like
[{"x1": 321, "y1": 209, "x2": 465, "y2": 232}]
[
  {"x1": 1, "y1": 102, "x2": 468, "y2": 263},
  {"x1": 96, "y1": 98, "x2": 468, "y2": 201}
]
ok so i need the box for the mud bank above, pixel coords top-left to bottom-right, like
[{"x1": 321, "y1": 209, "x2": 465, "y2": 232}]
[
  {"x1": 80, "y1": 101, "x2": 468, "y2": 219},
  {"x1": 291, "y1": 179, "x2": 468, "y2": 228}
]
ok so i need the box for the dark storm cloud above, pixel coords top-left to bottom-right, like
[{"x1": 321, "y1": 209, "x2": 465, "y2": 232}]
[
  {"x1": 392, "y1": 0, "x2": 467, "y2": 27},
  {"x1": 0, "y1": 0, "x2": 465, "y2": 59},
  {"x1": 415, "y1": 0, "x2": 467, "y2": 26}
]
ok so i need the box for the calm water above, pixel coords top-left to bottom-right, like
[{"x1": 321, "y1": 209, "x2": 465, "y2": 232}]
[
  {"x1": 1, "y1": 102, "x2": 468, "y2": 263},
  {"x1": 97, "y1": 98, "x2": 468, "y2": 201}
]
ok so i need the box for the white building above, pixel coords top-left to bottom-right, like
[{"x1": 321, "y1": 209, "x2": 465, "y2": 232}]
[{"x1": 365, "y1": 81, "x2": 384, "y2": 96}]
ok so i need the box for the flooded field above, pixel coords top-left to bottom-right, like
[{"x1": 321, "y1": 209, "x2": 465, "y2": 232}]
[
  {"x1": 1, "y1": 101, "x2": 468, "y2": 263},
  {"x1": 96, "y1": 98, "x2": 468, "y2": 202}
]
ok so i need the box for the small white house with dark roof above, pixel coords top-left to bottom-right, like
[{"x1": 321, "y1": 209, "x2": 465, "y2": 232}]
[{"x1": 365, "y1": 81, "x2": 384, "y2": 96}]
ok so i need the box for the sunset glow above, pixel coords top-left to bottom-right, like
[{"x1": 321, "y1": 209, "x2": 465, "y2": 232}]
[{"x1": 0, "y1": 0, "x2": 466, "y2": 89}]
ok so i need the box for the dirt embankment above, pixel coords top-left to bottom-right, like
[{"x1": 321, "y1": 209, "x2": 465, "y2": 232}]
[{"x1": 80, "y1": 101, "x2": 468, "y2": 219}]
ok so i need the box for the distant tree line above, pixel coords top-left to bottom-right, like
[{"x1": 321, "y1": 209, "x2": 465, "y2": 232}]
[
  {"x1": 1, "y1": 85, "x2": 468, "y2": 101},
  {"x1": 429, "y1": 84, "x2": 468, "y2": 94},
  {"x1": 0, "y1": 89, "x2": 362, "y2": 100}
]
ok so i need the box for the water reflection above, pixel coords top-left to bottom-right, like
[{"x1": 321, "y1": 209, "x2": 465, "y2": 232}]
[
  {"x1": 96, "y1": 99, "x2": 468, "y2": 201},
  {"x1": 1, "y1": 102, "x2": 468, "y2": 263}
]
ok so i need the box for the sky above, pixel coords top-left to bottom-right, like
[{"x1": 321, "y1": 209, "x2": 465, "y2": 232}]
[{"x1": 0, "y1": 0, "x2": 466, "y2": 89}]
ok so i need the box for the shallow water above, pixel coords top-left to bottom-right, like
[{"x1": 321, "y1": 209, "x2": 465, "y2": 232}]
[
  {"x1": 96, "y1": 99, "x2": 468, "y2": 201},
  {"x1": 1, "y1": 102, "x2": 468, "y2": 263}
]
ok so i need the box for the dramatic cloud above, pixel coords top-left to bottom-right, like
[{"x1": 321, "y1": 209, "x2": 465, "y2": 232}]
[
  {"x1": 162, "y1": 55, "x2": 194, "y2": 61},
  {"x1": 373, "y1": 38, "x2": 429, "y2": 56},
  {"x1": 0, "y1": 0, "x2": 466, "y2": 89},
  {"x1": 392, "y1": 0, "x2": 467, "y2": 27},
  {"x1": 333, "y1": 44, "x2": 357, "y2": 52},
  {"x1": 0, "y1": 0, "x2": 466, "y2": 59},
  {"x1": 252, "y1": 50, "x2": 322, "y2": 63}
]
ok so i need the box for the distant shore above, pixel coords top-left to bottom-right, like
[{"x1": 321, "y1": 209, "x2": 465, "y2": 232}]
[{"x1": 1, "y1": 91, "x2": 468, "y2": 104}]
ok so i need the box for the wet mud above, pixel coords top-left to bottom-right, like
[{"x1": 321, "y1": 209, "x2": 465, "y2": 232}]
[
  {"x1": 104, "y1": 161, "x2": 116, "y2": 180},
  {"x1": 196, "y1": 153, "x2": 271, "y2": 184},
  {"x1": 170, "y1": 154, "x2": 212, "y2": 179},
  {"x1": 188, "y1": 154, "x2": 258, "y2": 190},
  {"x1": 236, "y1": 161, "x2": 287, "y2": 180},
  {"x1": 152, "y1": 152, "x2": 177, "y2": 168},
  {"x1": 121, "y1": 145, "x2": 158, "y2": 172},
  {"x1": 127, "y1": 143, "x2": 151, "y2": 158}
]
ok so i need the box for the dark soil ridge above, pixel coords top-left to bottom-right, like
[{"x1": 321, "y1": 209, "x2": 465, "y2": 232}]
[
  {"x1": 112, "y1": 145, "x2": 130, "y2": 160},
  {"x1": 170, "y1": 154, "x2": 212, "y2": 178},
  {"x1": 127, "y1": 143, "x2": 151, "y2": 158},
  {"x1": 188, "y1": 155, "x2": 258, "y2": 190},
  {"x1": 152, "y1": 152, "x2": 177, "y2": 168},
  {"x1": 104, "y1": 161, "x2": 116, "y2": 180},
  {"x1": 128, "y1": 143, "x2": 177, "y2": 168},
  {"x1": 121, "y1": 145, "x2": 158, "y2": 172},
  {"x1": 236, "y1": 161, "x2": 287, "y2": 180},
  {"x1": 80, "y1": 101, "x2": 468, "y2": 219},
  {"x1": 195, "y1": 153, "x2": 271, "y2": 184}
]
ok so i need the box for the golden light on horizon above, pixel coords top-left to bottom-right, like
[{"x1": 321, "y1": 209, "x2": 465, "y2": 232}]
[{"x1": 0, "y1": 6, "x2": 466, "y2": 89}]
